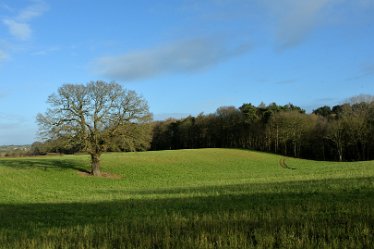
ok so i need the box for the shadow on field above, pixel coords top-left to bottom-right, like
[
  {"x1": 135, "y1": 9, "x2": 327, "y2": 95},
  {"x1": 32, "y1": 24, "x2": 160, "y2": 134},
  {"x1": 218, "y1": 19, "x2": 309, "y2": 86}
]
[
  {"x1": 99, "y1": 176, "x2": 373, "y2": 197},
  {"x1": 0, "y1": 177, "x2": 373, "y2": 248},
  {"x1": 0, "y1": 159, "x2": 89, "y2": 173}
]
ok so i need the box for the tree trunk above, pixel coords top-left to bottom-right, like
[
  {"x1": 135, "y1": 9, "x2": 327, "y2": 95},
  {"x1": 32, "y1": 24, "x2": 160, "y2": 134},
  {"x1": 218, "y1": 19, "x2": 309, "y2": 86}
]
[
  {"x1": 90, "y1": 153, "x2": 101, "y2": 176},
  {"x1": 276, "y1": 124, "x2": 279, "y2": 153},
  {"x1": 337, "y1": 146, "x2": 343, "y2": 162}
]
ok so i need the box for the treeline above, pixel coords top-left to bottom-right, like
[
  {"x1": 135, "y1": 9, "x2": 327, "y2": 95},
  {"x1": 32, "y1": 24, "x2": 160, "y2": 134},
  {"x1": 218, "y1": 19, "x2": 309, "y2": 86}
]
[
  {"x1": 0, "y1": 145, "x2": 31, "y2": 157},
  {"x1": 151, "y1": 100, "x2": 374, "y2": 161},
  {"x1": 30, "y1": 96, "x2": 374, "y2": 162}
]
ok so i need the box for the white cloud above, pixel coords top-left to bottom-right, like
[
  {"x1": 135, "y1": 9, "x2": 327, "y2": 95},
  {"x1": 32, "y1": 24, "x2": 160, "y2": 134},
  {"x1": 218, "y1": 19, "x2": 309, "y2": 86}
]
[
  {"x1": 3, "y1": 19, "x2": 31, "y2": 40},
  {"x1": 2, "y1": 1, "x2": 47, "y2": 40},
  {"x1": 94, "y1": 37, "x2": 251, "y2": 81}
]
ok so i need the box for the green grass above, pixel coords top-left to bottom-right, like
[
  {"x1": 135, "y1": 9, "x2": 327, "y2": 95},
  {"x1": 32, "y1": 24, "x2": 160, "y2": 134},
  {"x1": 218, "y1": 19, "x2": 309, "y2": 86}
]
[{"x1": 0, "y1": 148, "x2": 373, "y2": 248}]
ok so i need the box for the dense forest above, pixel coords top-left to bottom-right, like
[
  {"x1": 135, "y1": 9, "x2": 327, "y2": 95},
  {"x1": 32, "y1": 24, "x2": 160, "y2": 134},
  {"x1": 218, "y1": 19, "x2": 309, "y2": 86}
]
[
  {"x1": 28, "y1": 96, "x2": 374, "y2": 162},
  {"x1": 152, "y1": 97, "x2": 374, "y2": 162}
]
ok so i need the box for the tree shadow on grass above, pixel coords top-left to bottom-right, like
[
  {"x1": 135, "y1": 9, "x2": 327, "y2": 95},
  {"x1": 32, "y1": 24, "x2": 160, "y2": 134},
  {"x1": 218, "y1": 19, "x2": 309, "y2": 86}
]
[
  {"x1": 0, "y1": 158, "x2": 90, "y2": 173},
  {"x1": 0, "y1": 185, "x2": 374, "y2": 248},
  {"x1": 0, "y1": 177, "x2": 373, "y2": 248},
  {"x1": 98, "y1": 176, "x2": 374, "y2": 197}
]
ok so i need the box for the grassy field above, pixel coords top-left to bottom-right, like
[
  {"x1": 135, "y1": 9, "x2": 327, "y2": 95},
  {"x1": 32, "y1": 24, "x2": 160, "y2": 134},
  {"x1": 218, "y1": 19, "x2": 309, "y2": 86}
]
[{"x1": 0, "y1": 148, "x2": 373, "y2": 248}]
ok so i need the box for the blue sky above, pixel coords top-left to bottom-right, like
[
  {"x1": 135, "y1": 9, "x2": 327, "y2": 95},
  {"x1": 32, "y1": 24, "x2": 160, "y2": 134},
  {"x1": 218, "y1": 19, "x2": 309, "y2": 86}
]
[{"x1": 1, "y1": 0, "x2": 374, "y2": 145}]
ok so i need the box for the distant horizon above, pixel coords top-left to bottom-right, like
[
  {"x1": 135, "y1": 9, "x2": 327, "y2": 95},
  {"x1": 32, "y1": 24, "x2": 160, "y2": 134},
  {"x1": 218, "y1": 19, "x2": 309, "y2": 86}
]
[{"x1": 1, "y1": 0, "x2": 374, "y2": 145}]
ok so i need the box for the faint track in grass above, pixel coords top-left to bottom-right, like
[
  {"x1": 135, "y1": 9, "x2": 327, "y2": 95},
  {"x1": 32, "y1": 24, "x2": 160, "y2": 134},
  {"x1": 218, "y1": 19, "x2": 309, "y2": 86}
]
[{"x1": 279, "y1": 158, "x2": 295, "y2": 170}]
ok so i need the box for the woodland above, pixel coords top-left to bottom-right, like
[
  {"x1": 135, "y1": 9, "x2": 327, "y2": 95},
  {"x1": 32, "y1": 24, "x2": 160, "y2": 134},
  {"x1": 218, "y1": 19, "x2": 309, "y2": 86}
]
[{"x1": 31, "y1": 93, "x2": 374, "y2": 162}]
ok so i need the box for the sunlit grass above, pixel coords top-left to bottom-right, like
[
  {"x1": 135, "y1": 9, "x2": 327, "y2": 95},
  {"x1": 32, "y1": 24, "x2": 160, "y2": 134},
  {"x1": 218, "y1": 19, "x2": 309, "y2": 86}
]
[{"x1": 0, "y1": 149, "x2": 373, "y2": 248}]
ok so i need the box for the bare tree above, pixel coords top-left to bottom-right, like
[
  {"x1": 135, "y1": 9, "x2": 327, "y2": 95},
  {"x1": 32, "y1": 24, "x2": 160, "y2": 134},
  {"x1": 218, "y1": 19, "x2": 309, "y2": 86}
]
[
  {"x1": 37, "y1": 81, "x2": 152, "y2": 176},
  {"x1": 267, "y1": 111, "x2": 312, "y2": 157},
  {"x1": 326, "y1": 119, "x2": 345, "y2": 162}
]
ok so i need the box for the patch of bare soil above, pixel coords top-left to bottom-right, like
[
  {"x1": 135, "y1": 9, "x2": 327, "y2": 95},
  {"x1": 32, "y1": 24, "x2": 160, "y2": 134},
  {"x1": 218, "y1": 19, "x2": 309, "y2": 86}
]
[{"x1": 77, "y1": 171, "x2": 122, "y2": 179}]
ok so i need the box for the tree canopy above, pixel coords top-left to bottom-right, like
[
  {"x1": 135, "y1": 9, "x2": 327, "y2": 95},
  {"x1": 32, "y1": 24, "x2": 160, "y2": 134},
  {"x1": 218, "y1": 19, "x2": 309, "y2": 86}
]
[
  {"x1": 37, "y1": 81, "x2": 152, "y2": 175},
  {"x1": 151, "y1": 101, "x2": 374, "y2": 162}
]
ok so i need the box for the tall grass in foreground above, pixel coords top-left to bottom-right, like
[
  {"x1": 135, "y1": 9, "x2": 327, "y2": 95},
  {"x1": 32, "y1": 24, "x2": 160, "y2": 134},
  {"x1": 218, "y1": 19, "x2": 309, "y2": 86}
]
[{"x1": 0, "y1": 149, "x2": 373, "y2": 248}]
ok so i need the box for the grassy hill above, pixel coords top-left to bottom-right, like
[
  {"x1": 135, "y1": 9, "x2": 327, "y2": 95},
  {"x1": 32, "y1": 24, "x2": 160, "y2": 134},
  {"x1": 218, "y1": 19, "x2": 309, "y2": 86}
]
[{"x1": 0, "y1": 149, "x2": 373, "y2": 248}]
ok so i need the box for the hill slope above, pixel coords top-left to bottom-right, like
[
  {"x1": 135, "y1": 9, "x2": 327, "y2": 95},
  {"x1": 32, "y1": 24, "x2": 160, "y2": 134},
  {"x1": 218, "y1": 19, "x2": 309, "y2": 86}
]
[{"x1": 0, "y1": 149, "x2": 373, "y2": 248}]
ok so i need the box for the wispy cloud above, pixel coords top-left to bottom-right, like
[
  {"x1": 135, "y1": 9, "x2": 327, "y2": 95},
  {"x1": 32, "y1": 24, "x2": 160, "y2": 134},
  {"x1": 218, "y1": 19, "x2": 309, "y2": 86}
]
[
  {"x1": 94, "y1": 37, "x2": 251, "y2": 81},
  {"x1": 262, "y1": 0, "x2": 338, "y2": 49},
  {"x1": 2, "y1": 1, "x2": 48, "y2": 40},
  {"x1": 3, "y1": 19, "x2": 31, "y2": 40},
  {"x1": 186, "y1": 0, "x2": 374, "y2": 49},
  {"x1": 180, "y1": 0, "x2": 337, "y2": 49},
  {"x1": 18, "y1": 1, "x2": 48, "y2": 20},
  {"x1": 262, "y1": 0, "x2": 374, "y2": 49},
  {"x1": 179, "y1": 0, "x2": 348, "y2": 51}
]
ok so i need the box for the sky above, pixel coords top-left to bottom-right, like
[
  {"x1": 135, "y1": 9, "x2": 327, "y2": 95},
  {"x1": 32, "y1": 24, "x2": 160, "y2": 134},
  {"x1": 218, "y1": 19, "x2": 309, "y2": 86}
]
[{"x1": 1, "y1": 0, "x2": 374, "y2": 145}]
